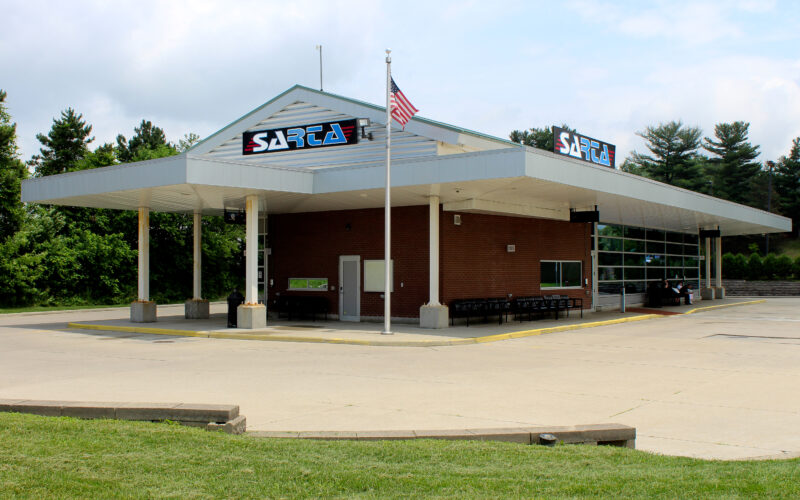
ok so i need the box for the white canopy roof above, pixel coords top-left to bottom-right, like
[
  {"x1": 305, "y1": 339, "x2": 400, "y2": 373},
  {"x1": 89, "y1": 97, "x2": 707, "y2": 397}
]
[{"x1": 21, "y1": 85, "x2": 791, "y2": 237}]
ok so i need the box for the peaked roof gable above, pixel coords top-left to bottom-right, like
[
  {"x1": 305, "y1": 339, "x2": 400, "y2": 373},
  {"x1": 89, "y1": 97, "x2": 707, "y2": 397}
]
[{"x1": 189, "y1": 85, "x2": 518, "y2": 157}]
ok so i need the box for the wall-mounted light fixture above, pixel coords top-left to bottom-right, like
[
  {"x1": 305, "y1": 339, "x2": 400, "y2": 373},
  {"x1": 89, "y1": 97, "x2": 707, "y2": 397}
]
[
  {"x1": 357, "y1": 118, "x2": 373, "y2": 140},
  {"x1": 453, "y1": 214, "x2": 461, "y2": 226},
  {"x1": 507, "y1": 244, "x2": 516, "y2": 253}
]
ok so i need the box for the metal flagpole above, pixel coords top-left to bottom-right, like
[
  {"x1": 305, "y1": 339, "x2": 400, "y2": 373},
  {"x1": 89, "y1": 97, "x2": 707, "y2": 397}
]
[{"x1": 382, "y1": 49, "x2": 393, "y2": 335}]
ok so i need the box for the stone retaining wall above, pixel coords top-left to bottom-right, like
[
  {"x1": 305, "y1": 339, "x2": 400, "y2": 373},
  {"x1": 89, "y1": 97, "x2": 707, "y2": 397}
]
[{"x1": 723, "y1": 280, "x2": 800, "y2": 296}]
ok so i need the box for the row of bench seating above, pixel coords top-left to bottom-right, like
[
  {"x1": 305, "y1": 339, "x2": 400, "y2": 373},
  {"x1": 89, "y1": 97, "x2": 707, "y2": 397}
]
[
  {"x1": 449, "y1": 296, "x2": 583, "y2": 326},
  {"x1": 273, "y1": 295, "x2": 329, "y2": 321}
]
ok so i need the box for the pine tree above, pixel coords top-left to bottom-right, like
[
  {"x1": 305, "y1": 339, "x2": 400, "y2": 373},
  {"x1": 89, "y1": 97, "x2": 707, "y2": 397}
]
[
  {"x1": 625, "y1": 121, "x2": 708, "y2": 192},
  {"x1": 116, "y1": 120, "x2": 175, "y2": 163},
  {"x1": 0, "y1": 90, "x2": 28, "y2": 240},
  {"x1": 703, "y1": 121, "x2": 761, "y2": 205},
  {"x1": 775, "y1": 137, "x2": 800, "y2": 237},
  {"x1": 31, "y1": 108, "x2": 94, "y2": 177}
]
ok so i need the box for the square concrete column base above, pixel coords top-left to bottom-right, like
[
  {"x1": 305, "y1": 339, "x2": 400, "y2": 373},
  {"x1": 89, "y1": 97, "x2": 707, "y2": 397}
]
[
  {"x1": 130, "y1": 301, "x2": 157, "y2": 323},
  {"x1": 237, "y1": 304, "x2": 267, "y2": 329},
  {"x1": 184, "y1": 299, "x2": 209, "y2": 319},
  {"x1": 715, "y1": 287, "x2": 725, "y2": 299},
  {"x1": 420, "y1": 304, "x2": 449, "y2": 329},
  {"x1": 700, "y1": 288, "x2": 716, "y2": 300}
]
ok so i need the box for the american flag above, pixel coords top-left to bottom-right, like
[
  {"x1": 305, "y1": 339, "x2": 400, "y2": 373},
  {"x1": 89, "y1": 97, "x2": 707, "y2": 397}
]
[{"x1": 390, "y1": 78, "x2": 418, "y2": 128}]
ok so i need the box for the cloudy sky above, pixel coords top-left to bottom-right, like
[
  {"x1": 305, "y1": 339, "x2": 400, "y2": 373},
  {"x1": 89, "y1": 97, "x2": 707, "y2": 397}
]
[{"x1": 3, "y1": 0, "x2": 799, "y2": 164}]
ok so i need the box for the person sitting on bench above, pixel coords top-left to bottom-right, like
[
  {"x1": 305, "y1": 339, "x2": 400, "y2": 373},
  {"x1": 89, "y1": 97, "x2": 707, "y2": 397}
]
[{"x1": 662, "y1": 279, "x2": 681, "y2": 306}]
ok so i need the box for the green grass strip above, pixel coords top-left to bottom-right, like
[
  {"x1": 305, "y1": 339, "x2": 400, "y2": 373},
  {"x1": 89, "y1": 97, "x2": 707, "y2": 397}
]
[
  {"x1": 1, "y1": 412, "x2": 799, "y2": 498},
  {"x1": 0, "y1": 304, "x2": 129, "y2": 314}
]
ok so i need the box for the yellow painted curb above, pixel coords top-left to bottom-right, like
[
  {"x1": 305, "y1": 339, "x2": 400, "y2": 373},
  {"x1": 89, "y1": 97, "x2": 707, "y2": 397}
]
[
  {"x1": 684, "y1": 299, "x2": 766, "y2": 314},
  {"x1": 67, "y1": 313, "x2": 662, "y2": 347},
  {"x1": 67, "y1": 322, "x2": 212, "y2": 338},
  {"x1": 472, "y1": 314, "x2": 662, "y2": 343}
]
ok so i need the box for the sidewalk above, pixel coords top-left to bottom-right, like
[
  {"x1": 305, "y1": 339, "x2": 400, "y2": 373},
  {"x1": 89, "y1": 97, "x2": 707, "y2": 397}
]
[{"x1": 65, "y1": 298, "x2": 764, "y2": 346}]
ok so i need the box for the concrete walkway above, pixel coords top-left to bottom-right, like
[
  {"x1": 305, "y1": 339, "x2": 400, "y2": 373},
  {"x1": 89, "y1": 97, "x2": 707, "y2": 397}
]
[
  {"x1": 1, "y1": 297, "x2": 798, "y2": 460},
  {"x1": 63, "y1": 298, "x2": 761, "y2": 346}
]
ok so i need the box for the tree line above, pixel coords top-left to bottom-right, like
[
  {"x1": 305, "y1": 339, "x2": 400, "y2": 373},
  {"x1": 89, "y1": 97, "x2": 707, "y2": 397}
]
[
  {"x1": 511, "y1": 122, "x2": 800, "y2": 242},
  {"x1": 0, "y1": 90, "x2": 244, "y2": 307}
]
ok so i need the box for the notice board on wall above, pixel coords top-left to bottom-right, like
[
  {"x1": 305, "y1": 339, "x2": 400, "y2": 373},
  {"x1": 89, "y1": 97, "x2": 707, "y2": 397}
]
[{"x1": 363, "y1": 260, "x2": 394, "y2": 292}]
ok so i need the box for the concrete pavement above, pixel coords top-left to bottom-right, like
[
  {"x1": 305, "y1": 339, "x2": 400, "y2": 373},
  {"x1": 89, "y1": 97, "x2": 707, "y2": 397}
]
[{"x1": 1, "y1": 298, "x2": 799, "y2": 460}]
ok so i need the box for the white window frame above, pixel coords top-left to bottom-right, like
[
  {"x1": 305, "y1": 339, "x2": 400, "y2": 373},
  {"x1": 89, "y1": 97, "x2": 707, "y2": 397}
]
[
  {"x1": 288, "y1": 277, "x2": 328, "y2": 291},
  {"x1": 540, "y1": 260, "x2": 583, "y2": 290}
]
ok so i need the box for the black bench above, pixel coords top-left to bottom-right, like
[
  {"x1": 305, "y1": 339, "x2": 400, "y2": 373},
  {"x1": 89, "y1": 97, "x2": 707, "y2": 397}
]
[
  {"x1": 559, "y1": 295, "x2": 583, "y2": 318},
  {"x1": 449, "y1": 298, "x2": 510, "y2": 326},
  {"x1": 274, "y1": 295, "x2": 329, "y2": 321}
]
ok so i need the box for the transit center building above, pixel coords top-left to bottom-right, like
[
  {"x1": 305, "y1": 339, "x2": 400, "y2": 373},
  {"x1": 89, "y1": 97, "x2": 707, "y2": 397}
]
[{"x1": 20, "y1": 85, "x2": 792, "y2": 329}]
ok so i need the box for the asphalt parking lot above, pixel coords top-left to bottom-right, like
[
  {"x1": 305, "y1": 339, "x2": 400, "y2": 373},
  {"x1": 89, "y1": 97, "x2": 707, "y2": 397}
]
[{"x1": 1, "y1": 298, "x2": 799, "y2": 460}]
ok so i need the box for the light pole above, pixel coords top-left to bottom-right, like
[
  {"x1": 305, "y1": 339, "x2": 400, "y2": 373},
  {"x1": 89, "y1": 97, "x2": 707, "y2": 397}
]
[{"x1": 766, "y1": 160, "x2": 775, "y2": 254}]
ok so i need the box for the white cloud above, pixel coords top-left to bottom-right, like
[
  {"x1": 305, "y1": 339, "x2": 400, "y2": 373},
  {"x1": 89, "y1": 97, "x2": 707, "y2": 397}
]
[
  {"x1": 566, "y1": 0, "x2": 743, "y2": 45},
  {"x1": 4, "y1": 0, "x2": 800, "y2": 169}
]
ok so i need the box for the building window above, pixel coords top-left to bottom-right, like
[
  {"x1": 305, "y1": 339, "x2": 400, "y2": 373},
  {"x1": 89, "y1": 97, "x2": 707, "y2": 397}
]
[
  {"x1": 595, "y1": 223, "x2": 700, "y2": 295},
  {"x1": 288, "y1": 278, "x2": 328, "y2": 291},
  {"x1": 541, "y1": 260, "x2": 582, "y2": 289}
]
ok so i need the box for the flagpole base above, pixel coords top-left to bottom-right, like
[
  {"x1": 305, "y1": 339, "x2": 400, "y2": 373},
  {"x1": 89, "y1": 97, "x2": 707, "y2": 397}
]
[{"x1": 381, "y1": 330, "x2": 394, "y2": 335}]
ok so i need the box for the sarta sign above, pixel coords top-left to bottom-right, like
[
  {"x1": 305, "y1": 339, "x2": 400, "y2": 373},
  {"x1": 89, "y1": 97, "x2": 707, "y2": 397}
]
[
  {"x1": 243, "y1": 119, "x2": 358, "y2": 155},
  {"x1": 553, "y1": 126, "x2": 616, "y2": 168}
]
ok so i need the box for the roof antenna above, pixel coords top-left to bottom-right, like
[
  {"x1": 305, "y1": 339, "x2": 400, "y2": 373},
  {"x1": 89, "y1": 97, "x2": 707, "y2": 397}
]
[{"x1": 315, "y1": 45, "x2": 323, "y2": 91}]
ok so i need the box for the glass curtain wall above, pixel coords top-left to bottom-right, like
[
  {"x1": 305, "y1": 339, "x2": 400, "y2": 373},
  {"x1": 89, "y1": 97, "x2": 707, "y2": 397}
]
[{"x1": 594, "y1": 223, "x2": 700, "y2": 295}]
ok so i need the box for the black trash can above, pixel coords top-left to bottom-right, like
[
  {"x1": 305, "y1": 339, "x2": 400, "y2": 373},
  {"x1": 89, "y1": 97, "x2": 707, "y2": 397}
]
[{"x1": 227, "y1": 289, "x2": 245, "y2": 328}]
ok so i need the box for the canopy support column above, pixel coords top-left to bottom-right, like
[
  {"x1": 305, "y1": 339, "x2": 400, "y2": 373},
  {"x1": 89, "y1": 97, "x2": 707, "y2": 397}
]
[
  {"x1": 420, "y1": 196, "x2": 448, "y2": 328},
  {"x1": 701, "y1": 236, "x2": 715, "y2": 300},
  {"x1": 131, "y1": 207, "x2": 156, "y2": 322},
  {"x1": 185, "y1": 210, "x2": 209, "y2": 319},
  {"x1": 237, "y1": 195, "x2": 266, "y2": 329},
  {"x1": 715, "y1": 236, "x2": 725, "y2": 299}
]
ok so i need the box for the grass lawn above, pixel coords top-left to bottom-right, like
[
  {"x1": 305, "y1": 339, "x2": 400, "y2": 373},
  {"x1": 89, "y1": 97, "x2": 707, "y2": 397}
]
[
  {"x1": 0, "y1": 304, "x2": 129, "y2": 314},
  {"x1": 1, "y1": 413, "x2": 799, "y2": 498},
  {"x1": 776, "y1": 237, "x2": 800, "y2": 259}
]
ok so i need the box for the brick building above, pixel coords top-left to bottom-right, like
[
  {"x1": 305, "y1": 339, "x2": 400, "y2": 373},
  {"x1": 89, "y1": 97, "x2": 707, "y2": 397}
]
[{"x1": 21, "y1": 85, "x2": 791, "y2": 329}]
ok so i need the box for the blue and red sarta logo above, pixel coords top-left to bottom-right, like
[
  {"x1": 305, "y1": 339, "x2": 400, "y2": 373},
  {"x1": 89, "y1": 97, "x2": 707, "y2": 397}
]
[
  {"x1": 553, "y1": 126, "x2": 615, "y2": 168},
  {"x1": 243, "y1": 119, "x2": 358, "y2": 155}
]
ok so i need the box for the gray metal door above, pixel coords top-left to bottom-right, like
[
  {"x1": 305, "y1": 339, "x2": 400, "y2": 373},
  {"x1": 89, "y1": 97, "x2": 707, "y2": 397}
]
[{"x1": 339, "y1": 255, "x2": 360, "y2": 322}]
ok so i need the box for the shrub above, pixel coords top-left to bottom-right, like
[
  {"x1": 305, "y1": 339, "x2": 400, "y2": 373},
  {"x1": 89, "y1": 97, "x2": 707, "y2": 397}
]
[
  {"x1": 722, "y1": 252, "x2": 737, "y2": 279},
  {"x1": 733, "y1": 253, "x2": 748, "y2": 279},
  {"x1": 762, "y1": 253, "x2": 779, "y2": 280},
  {"x1": 722, "y1": 252, "x2": 747, "y2": 279},
  {"x1": 794, "y1": 256, "x2": 800, "y2": 280},
  {"x1": 775, "y1": 255, "x2": 794, "y2": 280},
  {"x1": 746, "y1": 253, "x2": 764, "y2": 281}
]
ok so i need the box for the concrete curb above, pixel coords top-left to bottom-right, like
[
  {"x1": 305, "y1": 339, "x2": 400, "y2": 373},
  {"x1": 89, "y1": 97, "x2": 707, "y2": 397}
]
[
  {"x1": 67, "y1": 314, "x2": 662, "y2": 347},
  {"x1": 684, "y1": 299, "x2": 766, "y2": 314},
  {"x1": 247, "y1": 423, "x2": 636, "y2": 448},
  {"x1": 0, "y1": 399, "x2": 245, "y2": 434}
]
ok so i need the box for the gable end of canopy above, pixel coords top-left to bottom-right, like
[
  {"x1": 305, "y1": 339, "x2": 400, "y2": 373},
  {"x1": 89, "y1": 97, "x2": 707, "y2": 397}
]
[{"x1": 189, "y1": 85, "x2": 517, "y2": 169}]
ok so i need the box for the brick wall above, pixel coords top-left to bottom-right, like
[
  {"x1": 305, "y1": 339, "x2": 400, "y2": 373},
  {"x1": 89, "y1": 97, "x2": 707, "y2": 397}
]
[
  {"x1": 268, "y1": 206, "x2": 429, "y2": 319},
  {"x1": 440, "y1": 211, "x2": 593, "y2": 306},
  {"x1": 268, "y1": 206, "x2": 593, "y2": 319}
]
